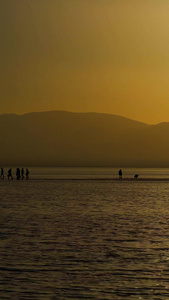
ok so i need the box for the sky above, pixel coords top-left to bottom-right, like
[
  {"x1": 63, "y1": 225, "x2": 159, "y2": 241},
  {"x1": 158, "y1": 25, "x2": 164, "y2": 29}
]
[{"x1": 1, "y1": 0, "x2": 169, "y2": 124}]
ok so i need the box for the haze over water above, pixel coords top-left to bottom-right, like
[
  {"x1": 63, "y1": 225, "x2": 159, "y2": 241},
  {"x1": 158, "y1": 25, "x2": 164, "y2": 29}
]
[{"x1": 1, "y1": 168, "x2": 169, "y2": 299}]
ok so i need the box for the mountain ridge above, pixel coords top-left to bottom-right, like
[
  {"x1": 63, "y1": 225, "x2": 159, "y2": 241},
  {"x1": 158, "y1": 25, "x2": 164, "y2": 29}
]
[
  {"x1": 0, "y1": 110, "x2": 168, "y2": 167},
  {"x1": 0, "y1": 110, "x2": 149, "y2": 125}
]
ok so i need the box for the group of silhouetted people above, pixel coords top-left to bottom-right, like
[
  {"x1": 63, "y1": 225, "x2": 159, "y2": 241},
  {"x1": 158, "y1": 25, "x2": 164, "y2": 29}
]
[{"x1": 0, "y1": 167, "x2": 29, "y2": 180}]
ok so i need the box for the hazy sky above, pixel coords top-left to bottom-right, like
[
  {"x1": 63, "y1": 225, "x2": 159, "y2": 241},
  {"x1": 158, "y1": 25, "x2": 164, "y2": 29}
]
[{"x1": 1, "y1": 0, "x2": 169, "y2": 124}]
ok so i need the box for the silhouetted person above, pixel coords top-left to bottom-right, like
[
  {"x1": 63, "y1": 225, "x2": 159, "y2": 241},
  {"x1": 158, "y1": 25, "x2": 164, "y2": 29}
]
[
  {"x1": 134, "y1": 174, "x2": 139, "y2": 179},
  {"x1": 16, "y1": 168, "x2": 21, "y2": 180},
  {"x1": 8, "y1": 168, "x2": 13, "y2": 180},
  {"x1": 1, "y1": 167, "x2": 4, "y2": 179},
  {"x1": 21, "y1": 168, "x2": 24, "y2": 179},
  {"x1": 119, "y1": 169, "x2": 122, "y2": 179},
  {"x1": 26, "y1": 168, "x2": 29, "y2": 179}
]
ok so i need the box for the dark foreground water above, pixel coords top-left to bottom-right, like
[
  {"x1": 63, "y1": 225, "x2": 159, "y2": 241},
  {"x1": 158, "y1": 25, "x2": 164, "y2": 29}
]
[{"x1": 1, "y1": 168, "x2": 169, "y2": 299}]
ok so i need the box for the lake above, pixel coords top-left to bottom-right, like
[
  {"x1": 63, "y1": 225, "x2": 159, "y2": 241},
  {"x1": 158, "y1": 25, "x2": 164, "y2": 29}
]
[{"x1": 1, "y1": 168, "x2": 169, "y2": 299}]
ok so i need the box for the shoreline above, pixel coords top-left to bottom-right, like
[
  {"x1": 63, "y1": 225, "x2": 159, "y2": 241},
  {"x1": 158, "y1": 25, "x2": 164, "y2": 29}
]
[{"x1": 2, "y1": 177, "x2": 169, "y2": 181}]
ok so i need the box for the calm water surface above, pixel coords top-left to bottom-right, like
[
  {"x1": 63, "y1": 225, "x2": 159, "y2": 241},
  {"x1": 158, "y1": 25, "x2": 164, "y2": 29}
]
[{"x1": 1, "y1": 168, "x2": 169, "y2": 299}]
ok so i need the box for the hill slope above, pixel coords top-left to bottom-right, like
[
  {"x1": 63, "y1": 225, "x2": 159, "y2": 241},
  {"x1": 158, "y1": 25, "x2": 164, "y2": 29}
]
[{"x1": 0, "y1": 111, "x2": 169, "y2": 167}]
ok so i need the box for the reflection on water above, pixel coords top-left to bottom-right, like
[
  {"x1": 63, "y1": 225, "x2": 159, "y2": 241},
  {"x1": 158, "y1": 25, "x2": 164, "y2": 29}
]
[{"x1": 1, "y1": 171, "x2": 169, "y2": 299}]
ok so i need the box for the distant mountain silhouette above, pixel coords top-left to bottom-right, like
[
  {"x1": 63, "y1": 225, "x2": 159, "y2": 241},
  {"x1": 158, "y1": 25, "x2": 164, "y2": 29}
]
[{"x1": 1, "y1": 110, "x2": 169, "y2": 167}]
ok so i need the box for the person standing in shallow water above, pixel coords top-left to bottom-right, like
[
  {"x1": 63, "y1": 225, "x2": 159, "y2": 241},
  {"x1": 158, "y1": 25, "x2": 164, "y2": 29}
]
[
  {"x1": 21, "y1": 168, "x2": 24, "y2": 179},
  {"x1": 16, "y1": 168, "x2": 21, "y2": 180},
  {"x1": 26, "y1": 168, "x2": 29, "y2": 179},
  {"x1": 119, "y1": 169, "x2": 122, "y2": 179},
  {"x1": 8, "y1": 168, "x2": 13, "y2": 180},
  {"x1": 1, "y1": 167, "x2": 4, "y2": 179}
]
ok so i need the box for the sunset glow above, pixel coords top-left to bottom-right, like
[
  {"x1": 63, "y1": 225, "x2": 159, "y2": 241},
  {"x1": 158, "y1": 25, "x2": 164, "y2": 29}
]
[{"x1": 1, "y1": 0, "x2": 169, "y2": 123}]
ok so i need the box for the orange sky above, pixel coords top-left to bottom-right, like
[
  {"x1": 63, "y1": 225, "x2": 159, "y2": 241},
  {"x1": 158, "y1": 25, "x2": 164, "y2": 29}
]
[{"x1": 1, "y1": 0, "x2": 169, "y2": 124}]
